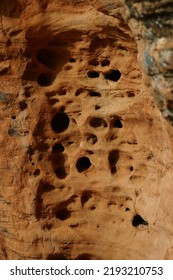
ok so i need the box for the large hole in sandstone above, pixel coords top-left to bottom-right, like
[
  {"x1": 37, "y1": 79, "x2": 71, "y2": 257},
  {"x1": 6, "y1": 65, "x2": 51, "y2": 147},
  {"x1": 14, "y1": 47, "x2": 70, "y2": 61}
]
[
  {"x1": 76, "y1": 156, "x2": 91, "y2": 173},
  {"x1": 51, "y1": 112, "x2": 69, "y2": 133},
  {"x1": 132, "y1": 214, "x2": 148, "y2": 227},
  {"x1": 104, "y1": 70, "x2": 121, "y2": 82}
]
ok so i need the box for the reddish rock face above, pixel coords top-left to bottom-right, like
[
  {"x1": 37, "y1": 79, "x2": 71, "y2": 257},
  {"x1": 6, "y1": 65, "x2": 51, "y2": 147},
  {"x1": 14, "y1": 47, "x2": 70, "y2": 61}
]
[{"x1": 0, "y1": 0, "x2": 173, "y2": 260}]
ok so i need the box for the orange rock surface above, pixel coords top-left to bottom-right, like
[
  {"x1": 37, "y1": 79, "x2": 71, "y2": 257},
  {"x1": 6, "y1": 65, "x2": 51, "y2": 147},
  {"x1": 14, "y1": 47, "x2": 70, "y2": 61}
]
[{"x1": 0, "y1": 0, "x2": 173, "y2": 259}]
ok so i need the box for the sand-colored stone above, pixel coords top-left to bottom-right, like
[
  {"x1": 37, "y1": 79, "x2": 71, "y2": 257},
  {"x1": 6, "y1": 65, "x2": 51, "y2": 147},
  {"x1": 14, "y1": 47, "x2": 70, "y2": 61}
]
[{"x1": 0, "y1": 0, "x2": 173, "y2": 260}]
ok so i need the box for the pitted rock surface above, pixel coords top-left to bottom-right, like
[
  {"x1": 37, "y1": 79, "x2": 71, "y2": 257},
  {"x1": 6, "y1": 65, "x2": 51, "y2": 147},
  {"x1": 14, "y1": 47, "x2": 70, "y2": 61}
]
[{"x1": 0, "y1": 0, "x2": 173, "y2": 259}]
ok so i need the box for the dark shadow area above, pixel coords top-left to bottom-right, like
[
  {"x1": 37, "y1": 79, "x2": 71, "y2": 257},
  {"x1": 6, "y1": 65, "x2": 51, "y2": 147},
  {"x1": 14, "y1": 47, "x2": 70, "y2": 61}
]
[
  {"x1": 87, "y1": 71, "x2": 100, "y2": 78},
  {"x1": 89, "y1": 91, "x2": 101, "y2": 97},
  {"x1": 51, "y1": 112, "x2": 69, "y2": 133},
  {"x1": 0, "y1": 0, "x2": 21, "y2": 18},
  {"x1": 111, "y1": 117, "x2": 123, "y2": 128},
  {"x1": 76, "y1": 157, "x2": 91, "y2": 173},
  {"x1": 86, "y1": 133, "x2": 98, "y2": 145},
  {"x1": 37, "y1": 47, "x2": 70, "y2": 71},
  {"x1": 108, "y1": 150, "x2": 119, "y2": 174},
  {"x1": 52, "y1": 143, "x2": 64, "y2": 153},
  {"x1": 81, "y1": 190, "x2": 93, "y2": 206},
  {"x1": 104, "y1": 70, "x2": 121, "y2": 82},
  {"x1": 132, "y1": 214, "x2": 148, "y2": 227},
  {"x1": 55, "y1": 208, "x2": 71, "y2": 220},
  {"x1": 46, "y1": 253, "x2": 68, "y2": 260},
  {"x1": 35, "y1": 182, "x2": 55, "y2": 219},
  {"x1": 89, "y1": 117, "x2": 107, "y2": 129}
]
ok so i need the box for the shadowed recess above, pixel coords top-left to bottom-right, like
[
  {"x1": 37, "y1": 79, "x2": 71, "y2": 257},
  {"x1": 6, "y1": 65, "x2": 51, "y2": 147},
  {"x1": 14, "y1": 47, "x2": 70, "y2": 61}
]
[
  {"x1": 81, "y1": 190, "x2": 93, "y2": 206},
  {"x1": 76, "y1": 157, "x2": 91, "y2": 173},
  {"x1": 108, "y1": 150, "x2": 119, "y2": 174},
  {"x1": 87, "y1": 71, "x2": 100, "y2": 78},
  {"x1": 104, "y1": 70, "x2": 121, "y2": 82},
  {"x1": 89, "y1": 117, "x2": 107, "y2": 129},
  {"x1": 51, "y1": 112, "x2": 69, "y2": 133},
  {"x1": 89, "y1": 91, "x2": 101, "y2": 97},
  {"x1": 52, "y1": 143, "x2": 64, "y2": 153},
  {"x1": 37, "y1": 73, "x2": 55, "y2": 87},
  {"x1": 111, "y1": 117, "x2": 123, "y2": 128},
  {"x1": 132, "y1": 214, "x2": 148, "y2": 227},
  {"x1": 37, "y1": 48, "x2": 59, "y2": 70},
  {"x1": 86, "y1": 133, "x2": 98, "y2": 144},
  {"x1": 56, "y1": 208, "x2": 71, "y2": 220},
  {"x1": 46, "y1": 253, "x2": 68, "y2": 260},
  {"x1": 0, "y1": 0, "x2": 21, "y2": 18}
]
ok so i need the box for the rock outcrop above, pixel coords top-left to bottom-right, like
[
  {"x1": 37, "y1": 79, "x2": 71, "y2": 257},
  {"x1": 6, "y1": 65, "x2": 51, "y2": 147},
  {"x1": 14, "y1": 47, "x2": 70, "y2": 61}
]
[{"x1": 0, "y1": 0, "x2": 173, "y2": 259}]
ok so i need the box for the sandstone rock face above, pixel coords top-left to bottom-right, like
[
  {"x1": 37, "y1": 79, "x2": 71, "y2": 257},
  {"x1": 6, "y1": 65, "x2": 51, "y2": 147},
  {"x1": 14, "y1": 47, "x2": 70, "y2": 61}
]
[{"x1": 0, "y1": 0, "x2": 173, "y2": 260}]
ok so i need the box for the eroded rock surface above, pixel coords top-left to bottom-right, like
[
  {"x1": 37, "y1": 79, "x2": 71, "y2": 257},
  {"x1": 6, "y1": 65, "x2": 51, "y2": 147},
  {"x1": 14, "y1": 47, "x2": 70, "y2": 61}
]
[{"x1": 0, "y1": 0, "x2": 173, "y2": 260}]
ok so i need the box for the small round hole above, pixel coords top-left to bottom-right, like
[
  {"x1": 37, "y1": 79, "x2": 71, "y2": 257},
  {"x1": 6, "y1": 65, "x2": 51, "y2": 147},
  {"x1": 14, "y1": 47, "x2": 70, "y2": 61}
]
[
  {"x1": 19, "y1": 100, "x2": 28, "y2": 110},
  {"x1": 112, "y1": 118, "x2": 123, "y2": 128},
  {"x1": 51, "y1": 112, "x2": 69, "y2": 133},
  {"x1": 127, "y1": 92, "x2": 135, "y2": 97},
  {"x1": 89, "y1": 59, "x2": 99, "y2": 66},
  {"x1": 56, "y1": 209, "x2": 71, "y2": 220},
  {"x1": 86, "y1": 133, "x2": 98, "y2": 145},
  {"x1": 129, "y1": 166, "x2": 133, "y2": 172},
  {"x1": 101, "y1": 59, "x2": 110, "y2": 67},
  {"x1": 87, "y1": 71, "x2": 100, "y2": 78},
  {"x1": 33, "y1": 169, "x2": 40, "y2": 176},
  {"x1": 52, "y1": 143, "x2": 64, "y2": 153},
  {"x1": 76, "y1": 156, "x2": 91, "y2": 173},
  {"x1": 132, "y1": 214, "x2": 148, "y2": 227},
  {"x1": 69, "y1": 58, "x2": 76, "y2": 63},
  {"x1": 89, "y1": 92, "x2": 101, "y2": 97},
  {"x1": 104, "y1": 70, "x2": 121, "y2": 82},
  {"x1": 89, "y1": 117, "x2": 107, "y2": 129},
  {"x1": 95, "y1": 105, "x2": 101, "y2": 110}
]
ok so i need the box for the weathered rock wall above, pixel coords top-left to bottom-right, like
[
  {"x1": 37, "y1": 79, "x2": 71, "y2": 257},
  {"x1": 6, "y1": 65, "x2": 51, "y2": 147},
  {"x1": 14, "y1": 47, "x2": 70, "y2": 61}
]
[{"x1": 0, "y1": 0, "x2": 173, "y2": 259}]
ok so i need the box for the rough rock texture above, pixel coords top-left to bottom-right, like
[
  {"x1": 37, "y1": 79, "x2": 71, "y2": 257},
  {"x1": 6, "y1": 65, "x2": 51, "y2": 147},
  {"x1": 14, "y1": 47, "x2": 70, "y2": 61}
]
[
  {"x1": 126, "y1": 0, "x2": 173, "y2": 125},
  {"x1": 0, "y1": 0, "x2": 173, "y2": 260}
]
